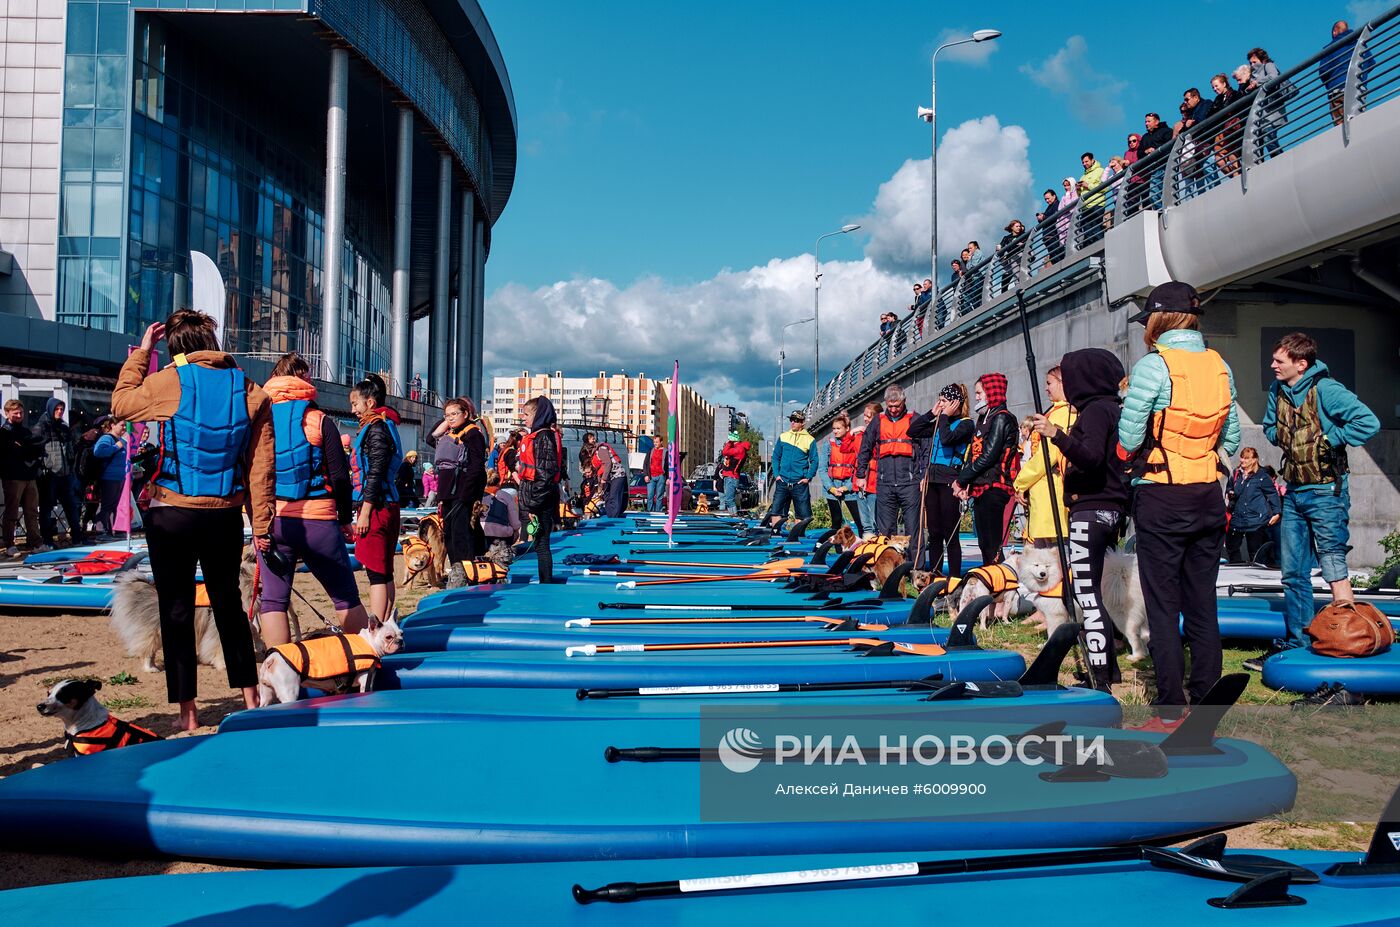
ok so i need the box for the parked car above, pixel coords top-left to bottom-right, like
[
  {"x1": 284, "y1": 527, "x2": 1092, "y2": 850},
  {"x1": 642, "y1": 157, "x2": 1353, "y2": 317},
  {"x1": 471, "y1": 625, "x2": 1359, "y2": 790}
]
[{"x1": 691, "y1": 475, "x2": 759, "y2": 511}]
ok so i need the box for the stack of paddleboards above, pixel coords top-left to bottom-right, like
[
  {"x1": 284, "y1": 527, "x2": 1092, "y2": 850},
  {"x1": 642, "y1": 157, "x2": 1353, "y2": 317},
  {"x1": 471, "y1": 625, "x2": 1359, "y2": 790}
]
[{"x1": 2, "y1": 511, "x2": 1379, "y2": 922}]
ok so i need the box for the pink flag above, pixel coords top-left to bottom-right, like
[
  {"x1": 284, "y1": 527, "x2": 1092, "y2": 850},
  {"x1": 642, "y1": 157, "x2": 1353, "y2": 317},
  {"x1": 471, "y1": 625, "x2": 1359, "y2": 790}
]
[
  {"x1": 114, "y1": 346, "x2": 159, "y2": 539},
  {"x1": 665, "y1": 359, "x2": 680, "y2": 545}
]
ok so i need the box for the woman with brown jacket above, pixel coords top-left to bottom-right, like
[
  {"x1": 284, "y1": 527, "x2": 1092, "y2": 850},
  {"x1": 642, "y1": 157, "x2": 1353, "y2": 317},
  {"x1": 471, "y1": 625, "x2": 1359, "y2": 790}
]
[{"x1": 111, "y1": 310, "x2": 275, "y2": 730}]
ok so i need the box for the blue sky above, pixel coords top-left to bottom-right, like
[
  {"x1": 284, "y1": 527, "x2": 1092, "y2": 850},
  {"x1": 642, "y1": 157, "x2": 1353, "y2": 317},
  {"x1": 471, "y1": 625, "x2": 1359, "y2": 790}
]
[{"x1": 476, "y1": 0, "x2": 1384, "y2": 428}]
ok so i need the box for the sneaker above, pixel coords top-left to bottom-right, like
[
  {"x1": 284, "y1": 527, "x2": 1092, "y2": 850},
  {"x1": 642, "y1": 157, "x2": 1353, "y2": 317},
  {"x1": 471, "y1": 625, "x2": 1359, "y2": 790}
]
[
  {"x1": 1242, "y1": 644, "x2": 1289, "y2": 673},
  {"x1": 1129, "y1": 714, "x2": 1185, "y2": 734},
  {"x1": 30, "y1": 543, "x2": 52, "y2": 554},
  {"x1": 2, "y1": 546, "x2": 17, "y2": 559},
  {"x1": 1290, "y1": 682, "x2": 1368, "y2": 709}
]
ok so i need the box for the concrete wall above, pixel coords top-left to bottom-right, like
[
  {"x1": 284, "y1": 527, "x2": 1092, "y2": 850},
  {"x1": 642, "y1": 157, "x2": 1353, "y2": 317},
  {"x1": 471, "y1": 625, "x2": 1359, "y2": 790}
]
[{"x1": 813, "y1": 282, "x2": 1399, "y2": 567}]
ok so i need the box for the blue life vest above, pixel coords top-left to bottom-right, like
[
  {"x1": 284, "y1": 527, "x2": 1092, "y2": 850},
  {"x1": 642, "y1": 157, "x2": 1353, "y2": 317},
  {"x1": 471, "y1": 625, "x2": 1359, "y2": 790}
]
[
  {"x1": 928, "y1": 416, "x2": 971, "y2": 470},
  {"x1": 154, "y1": 356, "x2": 250, "y2": 499},
  {"x1": 352, "y1": 413, "x2": 403, "y2": 505},
  {"x1": 272, "y1": 399, "x2": 329, "y2": 501}
]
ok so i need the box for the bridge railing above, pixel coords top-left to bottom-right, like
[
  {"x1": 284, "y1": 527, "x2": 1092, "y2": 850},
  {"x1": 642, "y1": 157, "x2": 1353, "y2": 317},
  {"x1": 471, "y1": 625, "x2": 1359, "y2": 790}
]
[{"x1": 811, "y1": 3, "x2": 1400, "y2": 422}]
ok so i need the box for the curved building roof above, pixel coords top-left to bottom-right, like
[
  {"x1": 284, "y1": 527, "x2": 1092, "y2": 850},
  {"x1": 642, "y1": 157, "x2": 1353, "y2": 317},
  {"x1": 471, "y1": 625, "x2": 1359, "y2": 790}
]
[{"x1": 424, "y1": 0, "x2": 517, "y2": 221}]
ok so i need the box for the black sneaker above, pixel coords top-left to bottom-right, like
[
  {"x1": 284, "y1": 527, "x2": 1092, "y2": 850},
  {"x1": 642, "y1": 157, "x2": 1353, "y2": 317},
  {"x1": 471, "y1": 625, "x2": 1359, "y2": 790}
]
[
  {"x1": 1290, "y1": 682, "x2": 1368, "y2": 709},
  {"x1": 1242, "y1": 645, "x2": 1288, "y2": 673}
]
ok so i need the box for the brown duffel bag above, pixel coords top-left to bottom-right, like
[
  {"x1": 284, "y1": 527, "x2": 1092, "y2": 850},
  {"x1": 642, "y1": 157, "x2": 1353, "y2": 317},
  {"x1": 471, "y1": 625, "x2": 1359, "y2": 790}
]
[{"x1": 1306, "y1": 601, "x2": 1395, "y2": 658}]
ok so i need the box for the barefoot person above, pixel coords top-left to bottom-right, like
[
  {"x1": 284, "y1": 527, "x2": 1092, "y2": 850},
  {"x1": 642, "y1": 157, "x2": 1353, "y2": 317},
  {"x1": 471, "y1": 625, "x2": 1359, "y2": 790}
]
[
  {"x1": 111, "y1": 311, "x2": 274, "y2": 730},
  {"x1": 259, "y1": 352, "x2": 369, "y2": 643},
  {"x1": 1117, "y1": 283, "x2": 1239, "y2": 730}
]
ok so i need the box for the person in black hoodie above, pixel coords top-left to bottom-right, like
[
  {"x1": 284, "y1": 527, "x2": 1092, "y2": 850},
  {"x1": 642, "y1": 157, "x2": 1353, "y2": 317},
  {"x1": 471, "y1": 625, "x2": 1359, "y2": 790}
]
[
  {"x1": 1033, "y1": 347, "x2": 1129, "y2": 688},
  {"x1": 518, "y1": 396, "x2": 568, "y2": 583},
  {"x1": 909, "y1": 383, "x2": 974, "y2": 575}
]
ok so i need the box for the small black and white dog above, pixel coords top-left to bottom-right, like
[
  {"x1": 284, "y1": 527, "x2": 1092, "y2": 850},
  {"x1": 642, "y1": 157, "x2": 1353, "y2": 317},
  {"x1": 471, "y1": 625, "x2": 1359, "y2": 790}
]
[{"x1": 36, "y1": 678, "x2": 163, "y2": 756}]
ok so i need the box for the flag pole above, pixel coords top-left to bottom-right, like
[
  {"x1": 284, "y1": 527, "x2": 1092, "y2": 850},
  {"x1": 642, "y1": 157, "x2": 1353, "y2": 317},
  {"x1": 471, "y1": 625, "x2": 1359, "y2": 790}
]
[{"x1": 666, "y1": 359, "x2": 680, "y2": 548}]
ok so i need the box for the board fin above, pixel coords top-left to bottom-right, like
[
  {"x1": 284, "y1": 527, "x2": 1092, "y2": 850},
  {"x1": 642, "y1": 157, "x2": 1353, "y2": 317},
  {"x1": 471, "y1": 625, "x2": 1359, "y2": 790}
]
[
  {"x1": 1326, "y1": 780, "x2": 1400, "y2": 876},
  {"x1": 878, "y1": 562, "x2": 914, "y2": 599},
  {"x1": 1159, "y1": 673, "x2": 1248, "y2": 756},
  {"x1": 1019, "y1": 622, "x2": 1082, "y2": 686},
  {"x1": 944, "y1": 596, "x2": 986, "y2": 650},
  {"x1": 921, "y1": 679, "x2": 1024, "y2": 701},
  {"x1": 825, "y1": 550, "x2": 855, "y2": 576},
  {"x1": 809, "y1": 539, "x2": 834, "y2": 567},
  {"x1": 1206, "y1": 872, "x2": 1305, "y2": 909},
  {"x1": 785, "y1": 518, "x2": 813, "y2": 541},
  {"x1": 906, "y1": 578, "x2": 946, "y2": 626}
]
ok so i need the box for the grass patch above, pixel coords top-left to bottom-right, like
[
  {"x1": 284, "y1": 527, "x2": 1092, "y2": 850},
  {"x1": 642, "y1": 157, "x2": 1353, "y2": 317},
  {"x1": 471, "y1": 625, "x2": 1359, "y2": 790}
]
[
  {"x1": 103, "y1": 694, "x2": 152, "y2": 712},
  {"x1": 107, "y1": 671, "x2": 139, "y2": 686}
]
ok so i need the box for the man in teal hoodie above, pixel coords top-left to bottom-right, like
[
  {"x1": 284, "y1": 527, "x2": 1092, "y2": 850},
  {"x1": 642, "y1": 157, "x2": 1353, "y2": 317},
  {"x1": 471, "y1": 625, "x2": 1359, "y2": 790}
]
[
  {"x1": 765, "y1": 410, "x2": 817, "y2": 528},
  {"x1": 1246, "y1": 332, "x2": 1380, "y2": 671}
]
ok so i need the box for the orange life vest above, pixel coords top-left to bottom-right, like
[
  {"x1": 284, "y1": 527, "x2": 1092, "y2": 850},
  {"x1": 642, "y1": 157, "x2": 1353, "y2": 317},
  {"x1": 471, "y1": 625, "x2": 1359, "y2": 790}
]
[
  {"x1": 67, "y1": 716, "x2": 162, "y2": 756},
  {"x1": 965, "y1": 562, "x2": 1020, "y2": 595},
  {"x1": 270, "y1": 631, "x2": 381, "y2": 694},
  {"x1": 462, "y1": 559, "x2": 509, "y2": 584},
  {"x1": 519, "y1": 428, "x2": 563, "y2": 484},
  {"x1": 827, "y1": 434, "x2": 857, "y2": 480},
  {"x1": 876, "y1": 413, "x2": 915, "y2": 457},
  {"x1": 852, "y1": 536, "x2": 897, "y2": 571},
  {"x1": 1138, "y1": 347, "x2": 1232, "y2": 485}
]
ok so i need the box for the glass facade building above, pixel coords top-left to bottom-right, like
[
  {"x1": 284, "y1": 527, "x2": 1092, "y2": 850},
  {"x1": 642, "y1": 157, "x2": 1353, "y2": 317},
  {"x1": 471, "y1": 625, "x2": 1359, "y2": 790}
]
[{"x1": 43, "y1": 0, "x2": 515, "y2": 390}]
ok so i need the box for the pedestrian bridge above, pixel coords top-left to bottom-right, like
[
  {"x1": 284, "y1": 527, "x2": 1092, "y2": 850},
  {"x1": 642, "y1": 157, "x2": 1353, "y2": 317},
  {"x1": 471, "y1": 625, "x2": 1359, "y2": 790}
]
[{"x1": 809, "y1": 6, "x2": 1400, "y2": 565}]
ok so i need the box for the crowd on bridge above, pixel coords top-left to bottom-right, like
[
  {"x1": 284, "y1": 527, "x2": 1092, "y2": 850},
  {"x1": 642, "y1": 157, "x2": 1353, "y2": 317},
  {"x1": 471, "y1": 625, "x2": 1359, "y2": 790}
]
[
  {"x1": 883, "y1": 16, "x2": 1371, "y2": 346},
  {"x1": 778, "y1": 281, "x2": 1380, "y2": 723}
]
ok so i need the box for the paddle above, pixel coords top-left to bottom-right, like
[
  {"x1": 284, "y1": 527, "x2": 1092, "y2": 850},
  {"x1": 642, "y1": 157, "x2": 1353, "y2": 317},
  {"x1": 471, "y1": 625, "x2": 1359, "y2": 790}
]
[
  {"x1": 565, "y1": 616, "x2": 891, "y2": 631},
  {"x1": 572, "y1": 833, "x2": 1321, "y2": 905},
  {"x1": 583, "y1": 557, "x2": 806, "y2": 579},
  {"x1": 625, "y1": 558, "x2": 800, "y2": 570},
  {"x1": 575, "y1": 674, "x2": 947, "y2": 699},
  {"x1": 566, "y1": 637, "x2": 946, "y2": 657},
  {"x1": 615, "y1": 572, "x2": 808, "y2": 589},
  {"x1": 597, "y1": 599, "x2": 884, "y2": 612}
]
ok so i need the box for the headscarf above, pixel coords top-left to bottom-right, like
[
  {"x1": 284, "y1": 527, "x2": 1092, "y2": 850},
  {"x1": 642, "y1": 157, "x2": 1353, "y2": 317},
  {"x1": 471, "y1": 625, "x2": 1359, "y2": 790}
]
[
  {"x1": 529, "y1": 396, "x2": 558, "y2": 432},
  {"x1": 939, "y1": 384, "x2": 964, "y2": 405}
]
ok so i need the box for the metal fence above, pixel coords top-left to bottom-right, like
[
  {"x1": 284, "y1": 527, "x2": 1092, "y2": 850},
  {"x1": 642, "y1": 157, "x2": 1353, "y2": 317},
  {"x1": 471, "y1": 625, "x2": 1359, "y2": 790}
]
[{"x1": 811, "y1": 4, "x2": 1400, "y2": 421}]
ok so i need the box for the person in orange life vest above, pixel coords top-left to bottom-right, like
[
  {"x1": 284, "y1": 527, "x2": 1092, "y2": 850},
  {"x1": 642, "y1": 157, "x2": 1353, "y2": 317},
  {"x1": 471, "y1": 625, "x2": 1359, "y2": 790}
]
[
  {"x1": 1033, "y1": 348, "x2": 1129, "y2": 689},
  {"x1": 259, "y1": 351, "x2": 368, "y2": 645},
  {"x1": 819, "y1": 412, "x2": 864, "y2": 535},
  {"x1": 910, "y1": 383, "x2": 974, "y2": 575},
  {"x1": 718, "y1": 431, "x2": 750, "y2": 514},
  {"x1": 518, "y1": 396, "x2": 568, "y2": 583},
  {"x1": 111, "y1": 310, "x2": 274, "y2": 731},
  {"x1": 592, "y1": 438, "x2": 629, "y2": 518},
  {"x1": 854, "y1": 384, "x2": 926, "y2": 548},
  {"x1": 349, "y1": 374, "x2": 405, "y2": 621},
  {"x1": 850, "y1": 401, "x2": 882, "y2": 536},
  {"x1": 1118, "y1": 282, "x2": 1240, "y2": 729},
  {"x1": 647, "y1": 436, "x2": 668, "y2": 512},
  {"x1": 953, "y1": 374, "x2": 1020, "y2": 566},
  {"x1": 427, "y1": 396, "x2": 487, "y2": 588},
  {"x1": 495, "y1": 429, "x2": 523, "y2": 488}
]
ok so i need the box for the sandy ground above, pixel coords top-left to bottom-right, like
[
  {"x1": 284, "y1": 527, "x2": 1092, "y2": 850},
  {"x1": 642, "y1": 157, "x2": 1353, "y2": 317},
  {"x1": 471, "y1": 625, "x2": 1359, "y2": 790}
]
[{"x1": 0, "y1": 560, "x2": 1369, "y2": 893}]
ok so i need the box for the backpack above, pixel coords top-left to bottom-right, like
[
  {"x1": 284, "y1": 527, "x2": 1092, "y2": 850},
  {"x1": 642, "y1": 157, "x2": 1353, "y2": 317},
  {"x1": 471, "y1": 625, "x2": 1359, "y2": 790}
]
[
  {"x1": 1306, "y1": 602, "x2": 1394, "y2": 658},
  {"x1": 74, "y1": 434, "x2": 104, "y2": 486}
]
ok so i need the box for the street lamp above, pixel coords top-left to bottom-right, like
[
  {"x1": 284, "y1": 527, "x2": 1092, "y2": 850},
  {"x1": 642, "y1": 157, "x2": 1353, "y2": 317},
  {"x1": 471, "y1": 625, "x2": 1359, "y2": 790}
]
[
  {"x1": 773, "y1": 365, "x2": 801, "y2": 454},
  {"x1": 814, "y1": 224, "x2": 861, "y2": 403},
  {"x1": 918, "y1": 28, "x2": 1001, "y2": 286}
]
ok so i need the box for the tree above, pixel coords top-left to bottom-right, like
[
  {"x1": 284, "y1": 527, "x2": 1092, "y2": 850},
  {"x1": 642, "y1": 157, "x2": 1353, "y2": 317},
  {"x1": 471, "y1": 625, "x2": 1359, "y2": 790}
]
[{"x1": 735, "y1": 419, "x2": 765, "y2": 475}]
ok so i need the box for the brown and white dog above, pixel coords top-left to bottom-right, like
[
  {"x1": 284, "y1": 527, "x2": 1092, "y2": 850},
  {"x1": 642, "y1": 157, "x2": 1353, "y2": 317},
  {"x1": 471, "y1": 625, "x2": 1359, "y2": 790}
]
[
  {"x1": 108, "y1": 547, "x2": 274, "y2": 673},
  {"x1": 256, "y1": 614, "x2": 404, "y2": 705},
  {"x1": 402, "y1": 512, "x2": 447, "y2": 588},
  {"x1": 37, "y1": 678, "x2": 162, "y2": 756}
]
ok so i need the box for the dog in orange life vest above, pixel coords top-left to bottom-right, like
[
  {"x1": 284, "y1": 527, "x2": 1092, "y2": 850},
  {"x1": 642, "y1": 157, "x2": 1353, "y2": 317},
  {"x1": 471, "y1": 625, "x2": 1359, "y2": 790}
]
[
  {"x1": 257, "y1": 613, "x2": 404, "y2": 705},
  {"x1": 38, "y1": 678, "x2": 162, "y2": 757}
]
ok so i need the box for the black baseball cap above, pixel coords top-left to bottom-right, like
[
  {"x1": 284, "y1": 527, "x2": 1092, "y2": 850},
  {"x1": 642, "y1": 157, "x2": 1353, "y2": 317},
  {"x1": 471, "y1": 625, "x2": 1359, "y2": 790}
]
[
  {"x1": 1127, "y1": 281, "x2": 1202, "y2": 324},
  {"x1": 789, "y1": 410, "x2": 807, "y2": 422}
]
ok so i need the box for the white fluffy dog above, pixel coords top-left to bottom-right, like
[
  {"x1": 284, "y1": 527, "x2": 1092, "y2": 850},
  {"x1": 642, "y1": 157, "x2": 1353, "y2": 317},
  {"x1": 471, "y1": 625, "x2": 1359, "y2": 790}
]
[
  {"x1": 1016, "y1": 544, "x2": 1150, "y2": 661},
  {"x1": 256, "y1": 615, "x2": 403, "y2": 706},
  {"x1": 107, "y1": 549, "x2": 273, "y2": 673}
]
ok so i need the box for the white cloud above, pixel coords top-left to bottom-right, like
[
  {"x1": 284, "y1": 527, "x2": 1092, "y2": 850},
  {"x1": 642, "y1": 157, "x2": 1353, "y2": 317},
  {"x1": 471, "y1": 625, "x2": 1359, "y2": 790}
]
[
  {"x1": 483, "y1": 116, "x2": 1034, "y2": 433},
  {"x1": 1346, "y1": 1, "x2": 1390, "y2": 23},
  {"x1": 1020, "y1": 35, "x2": 1127, "y2": 127},
  {"x1": 931, "y1": 28, "x2": 1001, "y2": 66},
  {"x1": 861, "y1": 115, "x2": 1032, "y2": 277}
]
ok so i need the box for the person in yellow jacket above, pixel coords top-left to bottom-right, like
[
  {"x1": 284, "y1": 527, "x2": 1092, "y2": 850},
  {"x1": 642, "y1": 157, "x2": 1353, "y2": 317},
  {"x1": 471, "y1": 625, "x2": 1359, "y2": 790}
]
[{"x1": 1013, "y1": 366, "x2": 1076, "y2": 545}]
